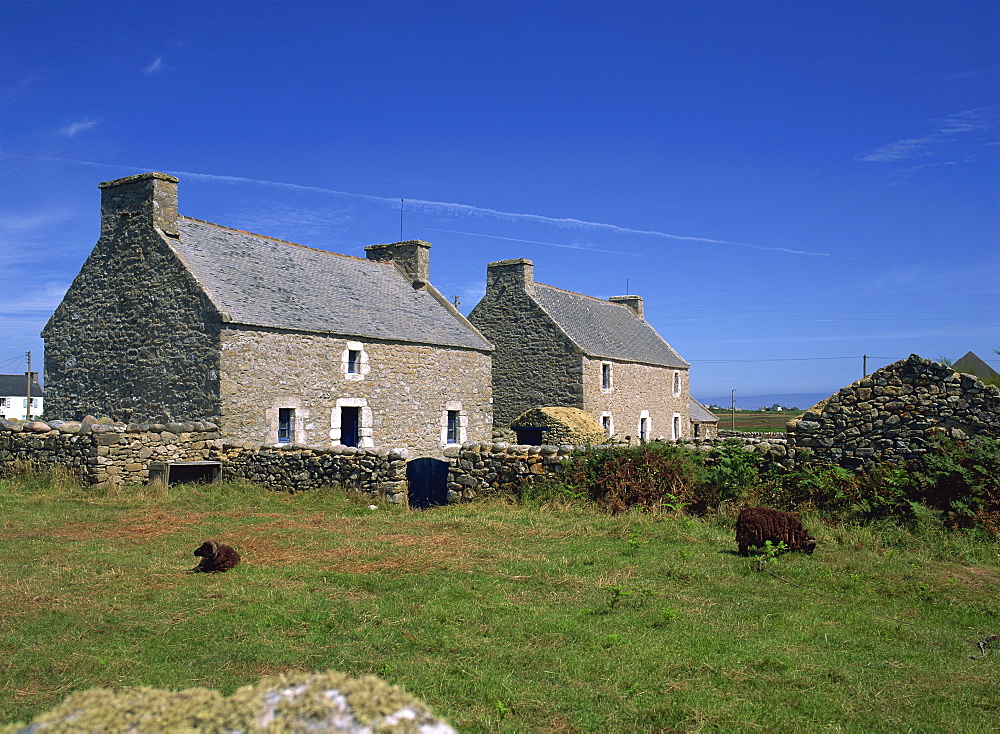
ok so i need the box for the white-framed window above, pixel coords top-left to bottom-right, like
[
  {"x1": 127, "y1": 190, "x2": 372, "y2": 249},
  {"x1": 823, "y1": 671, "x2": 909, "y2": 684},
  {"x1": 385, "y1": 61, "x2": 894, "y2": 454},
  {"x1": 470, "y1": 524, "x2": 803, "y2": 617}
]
[
  {"x1": 601, "y1": 411, "x2": 613, "y2": 438},
  {"x1": 330, "y1": 398, "x2": 374, "y2": 448},
  {"x1": 341, "y1": 341, "x2": 370, "y2": 382},
  {"x1": 441, "y1": 401, "x2": 468, "y2": 445},
  {"x1": 0, "y1": 398, "x2": 7, "y2": 408},
  {"x1": 638, "y1": 410, "x2": 650, "y2": 443},
  {"x1": 278, "y1": 408, "x2": 295, "y2": 443},
  {"x1": 672, "y1": 413, "x2": 682, "y2": 441},
  {"x1": 266, "y1": 400, "x2": 306, "y2": 446},
  {"x1": 673, "y1": 370, "x2": 681, "y2": 397},
  {"x1": 601, "y1": 362, "x2": 613, "y2": 392}
]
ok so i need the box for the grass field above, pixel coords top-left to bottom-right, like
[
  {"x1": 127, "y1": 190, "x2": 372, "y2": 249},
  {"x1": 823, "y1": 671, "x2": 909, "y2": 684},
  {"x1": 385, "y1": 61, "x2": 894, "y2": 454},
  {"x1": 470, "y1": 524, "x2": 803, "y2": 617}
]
[
  {"x1": 2, "y1": 471, "x2": 999, "y2": 731},
  {"x1": 711, "y1": 409, "x2": 802, "y2": 433}
]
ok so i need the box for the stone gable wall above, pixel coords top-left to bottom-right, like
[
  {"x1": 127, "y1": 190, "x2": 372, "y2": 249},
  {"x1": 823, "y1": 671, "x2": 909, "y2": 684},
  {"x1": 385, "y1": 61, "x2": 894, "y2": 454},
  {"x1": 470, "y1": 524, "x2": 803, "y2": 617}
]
[
  {"x1": 786, "y1": 355, "x2": 1000, "y2": 469},
  {"x1": 468, "y1": 279, "x2": 583, "y2": 428},
  {"x1": 42, "y1": 175, "x2": 221, "y2": 423}
]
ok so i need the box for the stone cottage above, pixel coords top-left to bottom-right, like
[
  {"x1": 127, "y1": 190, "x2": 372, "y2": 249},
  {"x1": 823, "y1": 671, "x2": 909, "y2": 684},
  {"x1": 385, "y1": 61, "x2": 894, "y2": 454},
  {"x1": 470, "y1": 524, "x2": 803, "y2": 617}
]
[
  {"x1": 468, "y1": 258, "x2": 692, "y2": 441},
  {"x1": 42, "y1": 172, "x2": 493, "y2": 455}
]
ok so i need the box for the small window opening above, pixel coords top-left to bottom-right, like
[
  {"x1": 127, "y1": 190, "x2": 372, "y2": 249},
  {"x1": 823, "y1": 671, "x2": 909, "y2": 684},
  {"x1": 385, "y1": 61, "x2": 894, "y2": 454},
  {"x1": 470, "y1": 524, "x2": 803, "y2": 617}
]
[
  {"x1": 673, "y1": 371, "x2": 681, "y2": 396},
  {"x1": 602, "y1": 415, "x2": 612, "y2": 437},
  {"x1": 639, "y1": 417, "x2": 649, "y2": 442},
  {"x1": 347, "y1": 349, "x2": 361, "y2": 373},
  {"x1": 341, "y1": 406, "x2": 361, "y2": 448},
  {"x1": 446, "y1": 410, "x2": 459, "y2": 443},
  {"x1": 673, "y1": 415, "x2": 681, "y2": 440},
  {"x1": 601, "y1": 363, "x2": 612, "y2": 390},
  {"x1": 278, "y1": 408, "x2": 294, "y2": 444}
]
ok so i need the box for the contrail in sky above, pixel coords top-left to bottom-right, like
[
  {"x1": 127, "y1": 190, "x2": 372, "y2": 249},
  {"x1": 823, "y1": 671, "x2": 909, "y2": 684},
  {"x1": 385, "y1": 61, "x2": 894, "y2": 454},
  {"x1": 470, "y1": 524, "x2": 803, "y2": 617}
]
[{"x1": 18, "y1": 156, "x2": 831, "y2": 256}]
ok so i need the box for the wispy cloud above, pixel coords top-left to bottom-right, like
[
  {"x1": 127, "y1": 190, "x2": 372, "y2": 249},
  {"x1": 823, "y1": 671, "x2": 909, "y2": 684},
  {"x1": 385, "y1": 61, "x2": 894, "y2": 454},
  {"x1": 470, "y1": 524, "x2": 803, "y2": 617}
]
[
  {"x1": 13, "y1": 156, "x2": 831, "y2": 257},
  {"x1": 0, "y1": 72, "x2": 47, "y2": 104},
  {"x1": 856, "y1": 107, "x2": 997, "y2": 164},
  {"x1": 167, "y1": 169, "x2": 830, "y2": 257},
  {"x1": 0, "y1": 281, "x2": 68, "y2": 314},
  {"x1": 423, "y1": 227, "x2": 633, "y2": 256},
  {"x1": 943, "y1": 65, "x2": 1000, "y2": 81},
  {"x1": 143, "y1": 56, "x2": 166, "y2": 75},
  {"x1": 57, "y1": 118, "x2": 101, "y2": 137}
]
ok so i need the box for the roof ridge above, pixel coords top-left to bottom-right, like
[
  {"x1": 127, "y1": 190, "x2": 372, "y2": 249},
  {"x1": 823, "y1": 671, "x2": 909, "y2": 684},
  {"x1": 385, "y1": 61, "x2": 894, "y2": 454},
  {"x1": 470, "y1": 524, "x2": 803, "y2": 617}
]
[
  {"x1": 179, "y1": 216, "x2": 379, "y2": 264},
  {"x1": 535, "y1": 281, "x2": 625, "y2": 305}
]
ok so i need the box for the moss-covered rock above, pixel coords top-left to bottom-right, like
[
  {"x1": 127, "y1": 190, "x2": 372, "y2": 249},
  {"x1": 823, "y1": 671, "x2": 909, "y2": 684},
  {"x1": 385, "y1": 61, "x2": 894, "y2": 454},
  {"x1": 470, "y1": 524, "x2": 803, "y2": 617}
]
[{"x1": 3, "y1": 669, "x2": 454, "y2": 733}]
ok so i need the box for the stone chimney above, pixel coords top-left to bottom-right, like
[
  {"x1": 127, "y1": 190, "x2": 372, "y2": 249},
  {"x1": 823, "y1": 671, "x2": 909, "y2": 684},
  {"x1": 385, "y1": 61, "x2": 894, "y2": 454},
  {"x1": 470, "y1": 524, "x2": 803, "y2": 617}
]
[
  {"x1": 609, "y1": 295, "x2": 643, "y2": 320},
  {"x1": 486, "y1": 258, "x2": 535, "y2": 296},
  {"x1": 98, "y1": 172, "x2": 179, "y2": 237},
  {"x1": 365, "y1": 240, "x2": 431, "y2": 287}
]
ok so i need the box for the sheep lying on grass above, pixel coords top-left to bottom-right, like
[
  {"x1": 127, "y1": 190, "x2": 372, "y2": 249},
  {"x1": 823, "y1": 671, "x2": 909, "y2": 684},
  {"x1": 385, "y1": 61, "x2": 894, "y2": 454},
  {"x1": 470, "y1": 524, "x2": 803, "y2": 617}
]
[
  {"x1": 735, "y1": 507, "x2": 816, "y2": 556},
  {"x1": 191, "y1": 540, "x2": 241, "y2": 573}
]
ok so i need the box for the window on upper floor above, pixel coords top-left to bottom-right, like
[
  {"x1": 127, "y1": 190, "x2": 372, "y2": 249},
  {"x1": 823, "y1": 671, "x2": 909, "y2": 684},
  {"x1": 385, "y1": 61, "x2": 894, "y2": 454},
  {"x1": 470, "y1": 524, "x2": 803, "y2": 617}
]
[
  {"x1": 446, "y1": 411, "x2": 459, "y2": 443},
  {"x1": 673, "y1": 371, "x2": 681, "y2": 397},
  {"x1": 601, "y1": 362, "x2": 613, "y2": 392},
  {"x1": 342, "y1": 341, "x2": 369, "y2": 381}
]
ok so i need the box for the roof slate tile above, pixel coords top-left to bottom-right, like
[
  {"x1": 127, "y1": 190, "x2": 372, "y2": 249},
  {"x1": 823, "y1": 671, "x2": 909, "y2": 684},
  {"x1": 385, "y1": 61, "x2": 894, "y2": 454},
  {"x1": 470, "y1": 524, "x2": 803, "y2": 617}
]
[{"x1": 170, "y1": 218, "x2": 491, "y2": 351}]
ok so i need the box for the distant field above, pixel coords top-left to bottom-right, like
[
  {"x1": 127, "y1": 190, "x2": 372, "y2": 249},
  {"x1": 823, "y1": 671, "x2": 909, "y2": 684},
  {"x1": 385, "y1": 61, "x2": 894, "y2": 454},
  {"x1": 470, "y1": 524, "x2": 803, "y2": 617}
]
[{"x1": 710, "y1": 409, "x2": 802, "y2": 432}]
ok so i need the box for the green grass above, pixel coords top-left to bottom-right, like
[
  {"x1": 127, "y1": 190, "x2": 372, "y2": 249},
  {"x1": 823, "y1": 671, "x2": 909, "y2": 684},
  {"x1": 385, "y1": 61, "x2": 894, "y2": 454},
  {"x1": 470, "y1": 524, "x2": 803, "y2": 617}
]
[
  {"x1": 711, "y1": 409, "x2": 801, "y2": 433},
  {"x1": 2, "y1": 471, "x2": 999, "y2": 732}
]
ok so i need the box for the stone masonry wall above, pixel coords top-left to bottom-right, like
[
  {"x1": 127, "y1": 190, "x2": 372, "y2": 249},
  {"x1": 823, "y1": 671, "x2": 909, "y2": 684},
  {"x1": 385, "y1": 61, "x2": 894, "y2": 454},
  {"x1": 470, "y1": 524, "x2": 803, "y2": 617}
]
[
  {"x1": 219, "y1": 325, "x2": 492, "y2": 456},
  {"x1": 42, "y1": 173, "x2": 222, "y2": 423},
  {"x1": 0, "y1": 417, "x2": 224, "y2": 486},
  {"x1": 0, "y1": 418, "x2": 408, "y2": 500},
  {"x1": 582, "y1": 356, "x2": 690, "y2": 440},
  {"x1": 468, "y1": 260, "x2": 584, "y2": 428},
  {"x1": 786, "y1": 354, "x2": 1000, "y2": 469}
]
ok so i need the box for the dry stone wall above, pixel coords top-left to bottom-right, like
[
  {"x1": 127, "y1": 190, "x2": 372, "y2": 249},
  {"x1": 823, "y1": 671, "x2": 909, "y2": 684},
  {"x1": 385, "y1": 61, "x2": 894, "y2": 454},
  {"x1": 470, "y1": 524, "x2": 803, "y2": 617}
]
[
  {"x1": 0, "y1": 418, "x2": 407, "y2": 500},
  {"x1": 786, "y1": 355, "x2": 1000, "y2": 469}
]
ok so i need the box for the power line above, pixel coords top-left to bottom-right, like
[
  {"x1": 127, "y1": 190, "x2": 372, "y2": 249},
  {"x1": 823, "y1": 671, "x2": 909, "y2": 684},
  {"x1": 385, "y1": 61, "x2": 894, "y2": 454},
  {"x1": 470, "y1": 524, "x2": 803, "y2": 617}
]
[{"x1": 690, "y1": 355, "x2": 902, "y2": 364}]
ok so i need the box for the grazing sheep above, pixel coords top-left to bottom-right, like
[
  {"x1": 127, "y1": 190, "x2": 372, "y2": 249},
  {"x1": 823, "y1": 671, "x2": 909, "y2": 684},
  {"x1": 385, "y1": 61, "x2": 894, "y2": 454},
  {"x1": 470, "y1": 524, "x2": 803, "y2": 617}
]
[
  {"x1": 191, "y1": 540, "x2": 241, "y2": 573},
  {"x1": 735, "y1": 507, "x2": 816, "y2": 556}
]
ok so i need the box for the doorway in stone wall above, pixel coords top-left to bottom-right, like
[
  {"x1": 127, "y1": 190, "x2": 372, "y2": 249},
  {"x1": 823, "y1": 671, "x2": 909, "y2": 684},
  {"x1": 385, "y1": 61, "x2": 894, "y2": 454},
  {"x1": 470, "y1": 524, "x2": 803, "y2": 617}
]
[{"x1": 407, "y1": 457, "x2": 449, "y2": 509}]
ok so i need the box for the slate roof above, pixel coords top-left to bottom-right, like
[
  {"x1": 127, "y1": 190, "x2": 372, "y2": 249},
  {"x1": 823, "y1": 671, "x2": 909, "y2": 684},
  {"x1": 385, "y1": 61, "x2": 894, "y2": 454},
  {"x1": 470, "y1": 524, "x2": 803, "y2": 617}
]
[
  {"x1": 531, "y1": 283, "x2": 688, "y2": 368},
  {"x1": 0, "y1": 375, "x2": 44, "y2": 397},
  {"x1": 169, "y1": 218, "x2": 491, "y2": 351},
  {"x1": 688, "y1": 397, "x2": 718, "y2": 424}
]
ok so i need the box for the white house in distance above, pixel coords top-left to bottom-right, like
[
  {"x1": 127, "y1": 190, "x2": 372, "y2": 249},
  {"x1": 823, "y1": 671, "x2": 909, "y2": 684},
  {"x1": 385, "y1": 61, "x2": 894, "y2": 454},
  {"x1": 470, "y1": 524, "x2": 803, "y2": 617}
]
[{"x1": 0, "y1": 374, "x2": 44, "y2": 421}]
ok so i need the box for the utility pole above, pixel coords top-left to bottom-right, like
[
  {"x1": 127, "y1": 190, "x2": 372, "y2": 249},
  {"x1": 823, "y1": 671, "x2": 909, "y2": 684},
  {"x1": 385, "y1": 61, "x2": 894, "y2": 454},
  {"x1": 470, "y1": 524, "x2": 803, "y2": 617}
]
[
  {"x1": 452, "y1": 295, "x2": 460, "y2": 309},
  {"x1": 25, "y1": 351, "x2": 32, "y2": 420},
  {"x1": 731, "y1": 389, "x2": 735, "y2": 431},
  {"x1": 863, "y1": 354, "x2": 868, "y2": 379},
  {"x1": 400, "y1": 199, "x2": 404, "y2": 241}
]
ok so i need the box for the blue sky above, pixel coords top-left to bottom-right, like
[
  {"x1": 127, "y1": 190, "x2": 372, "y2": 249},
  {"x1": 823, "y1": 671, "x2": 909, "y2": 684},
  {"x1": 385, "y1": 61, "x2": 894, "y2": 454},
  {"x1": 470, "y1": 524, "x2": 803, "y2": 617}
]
[{"x1": 2, "y1": 1, "x2": 997, "y2": 408}]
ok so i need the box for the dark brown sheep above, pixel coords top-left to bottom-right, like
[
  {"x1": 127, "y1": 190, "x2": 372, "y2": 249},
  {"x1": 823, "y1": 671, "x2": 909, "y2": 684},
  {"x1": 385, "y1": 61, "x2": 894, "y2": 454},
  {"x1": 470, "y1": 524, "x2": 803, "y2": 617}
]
[
  {"x1": 191, "y1": 540, "x2": 241, "y2": 572},
  {"x1": 735, "y1": 507, "x2": 816, "y2": 556}
]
